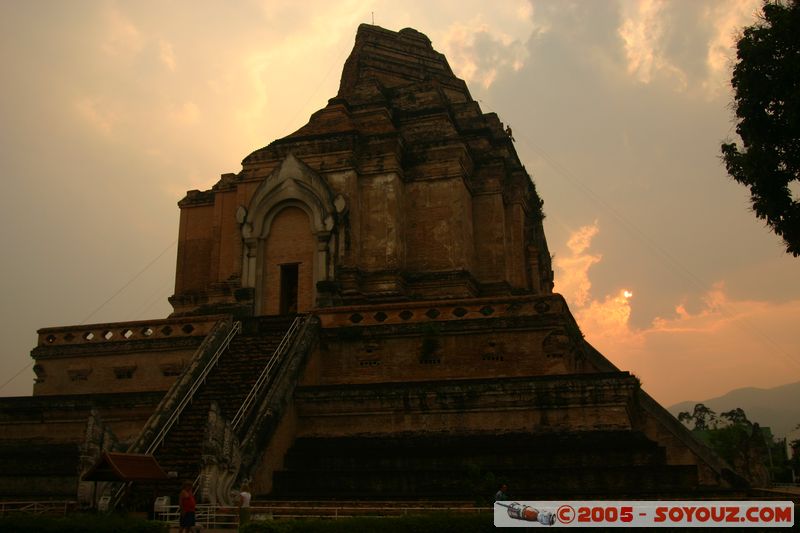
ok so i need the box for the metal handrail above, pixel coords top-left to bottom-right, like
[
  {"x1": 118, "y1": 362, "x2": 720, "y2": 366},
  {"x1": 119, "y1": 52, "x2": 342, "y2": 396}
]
[
  {"x1": 192, "y1": 315, "x2": 305, "y2": 494},
  {"x1": 145, "y1": 320, "x2": 241, "y2": 454},
  {"x1": 112, "y1": 319, "x2": 241, "y2": 507},
  {"x1": 231, "y1": 315, "x2": 304, "y2": 431}
]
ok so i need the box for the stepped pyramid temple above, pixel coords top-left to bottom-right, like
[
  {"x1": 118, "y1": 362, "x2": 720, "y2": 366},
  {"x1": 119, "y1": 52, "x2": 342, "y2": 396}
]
[{"x1": 1, "y1": 25, "x2": 740, "y2": 507}]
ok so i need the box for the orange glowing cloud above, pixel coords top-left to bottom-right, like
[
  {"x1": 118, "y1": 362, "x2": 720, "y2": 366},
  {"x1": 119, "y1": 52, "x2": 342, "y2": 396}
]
[
  {"x1": 553, "y1": 221, "x2": 602, "y2": 307},
  {"x1": 554, "y1": 223, "x2": 800, "y2": 406}
]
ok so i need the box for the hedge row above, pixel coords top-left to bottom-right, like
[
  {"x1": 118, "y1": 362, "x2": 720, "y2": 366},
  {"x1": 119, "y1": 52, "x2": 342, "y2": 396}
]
[
  {"x1": 0, "y1": 514, "x2": 168, "y2": 533},
  {"x1": 241, "y1": 513, "x2": 496, "y2": 533}
]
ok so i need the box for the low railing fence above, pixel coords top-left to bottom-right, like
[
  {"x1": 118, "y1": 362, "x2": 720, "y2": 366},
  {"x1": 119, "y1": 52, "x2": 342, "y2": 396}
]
[
  {"x1": 0, "y1": 500, "x2": 76, "y2": 516},
  {"x1": 0, "y1": 500, "x2": 492, "y2": 526},
  {"x1": 156, "y1": 503, "x2": 493, "y2": 528}
]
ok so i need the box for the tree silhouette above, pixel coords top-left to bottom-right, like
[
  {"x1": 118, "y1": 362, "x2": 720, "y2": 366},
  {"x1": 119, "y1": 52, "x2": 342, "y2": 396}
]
[
  {"x1": 677, "y1": 403, "x2": 718, "y2": 431},
  {"x1": 720, "y1": 408, "x2": 753, "y2": 428},
  {"x1": 721, "y1": 0, "x2": 800, "y2": 256}
]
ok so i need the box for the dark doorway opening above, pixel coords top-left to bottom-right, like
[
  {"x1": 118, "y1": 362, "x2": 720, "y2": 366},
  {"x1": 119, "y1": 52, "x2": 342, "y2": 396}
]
[{"x1": 280, "y1": 263, "x2": 299, "y2": 314}]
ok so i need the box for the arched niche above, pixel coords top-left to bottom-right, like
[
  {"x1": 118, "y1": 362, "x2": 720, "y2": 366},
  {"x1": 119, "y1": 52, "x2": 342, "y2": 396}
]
[{"x1": 240, "y1": 154, "x2": 339, "y2": 314}]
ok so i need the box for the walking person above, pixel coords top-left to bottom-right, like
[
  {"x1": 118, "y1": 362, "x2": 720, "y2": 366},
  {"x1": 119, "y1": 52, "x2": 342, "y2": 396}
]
[
  {"x1": 238, "y1": 482, "x2": 252, "y2": 530},
  {"x1": 179, "y1": 481, "x2": 197, "y2": 533},
  {"x1": 494, "y1": 483, "x2": 509, "y2": 502}
]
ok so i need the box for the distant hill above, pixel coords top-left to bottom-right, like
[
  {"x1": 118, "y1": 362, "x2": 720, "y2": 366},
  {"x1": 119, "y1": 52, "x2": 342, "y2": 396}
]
[{"x1": 668, "y1": 381, "x2": 800, "y2": 439}]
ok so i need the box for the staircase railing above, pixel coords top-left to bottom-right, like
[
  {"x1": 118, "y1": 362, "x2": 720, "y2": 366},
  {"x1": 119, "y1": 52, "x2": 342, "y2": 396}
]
[
  {"x1": 193, "y1": 315, "x2": 307, "y2": 495},
  {"x1": 112, "y1": 316, "x2": 241, "y2": 507},
  {"x1": 231, "y1": 315, "x2": 305, "y2": 432},
  {"x1": 234, "y1": 316, "x2": 319, "y2": 486},
  {"x1": 126, "y1": 317, "x2": 241, "y2": 455},
  {"x1": 146, "y1": 321, "x2": 241, "y2": 455}
]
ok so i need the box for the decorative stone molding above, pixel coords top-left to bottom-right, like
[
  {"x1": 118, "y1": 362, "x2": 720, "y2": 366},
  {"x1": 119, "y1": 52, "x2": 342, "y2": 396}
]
[
  {"x1": 36, "y1": 315, "x2": 219, "y2": 348},
  {"x1": 542, "y1": 331, "x2": 572, "y2": 359},
  {"x1": 199, "y1": 402, "x2": 241, "y2": 505},
  {"x1": 241, "y1": 154, "x2": 340, "y2": 312},
  {"x1": 158, "y1": 362, "x2": 184, "y2": 377},
  {"x1": 68, "y1": 368, "x2": 92, "y2": 382},
  {"x1": 32, "y1": 363, "x2": 46, "y2": 383},
  {"x1": 295, "y1": 373, "x2": 641, "y2": 435},
  {"x1": 317, "y1": 294, "x2": 568, "y2": 329},
  {"x1": 113, "y1": 366, "x2": 137, "y2": 379}
]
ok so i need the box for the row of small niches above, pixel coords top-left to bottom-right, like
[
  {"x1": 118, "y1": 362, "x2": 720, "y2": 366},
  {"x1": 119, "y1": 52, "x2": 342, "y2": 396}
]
[
  {"x1": 348, "y1": 305, "x2": 497, "y2": 324},
  {"x1": 43, "y1": 323, "x2": 197, "y2": 344},
  {"x1": 65, "y1": 366, "x2": 182, "y2": 382},
  {"x1": 346, "y1": 300, "x2": 553, "y2": 324},
  {"x1": 357, "y1": 355, "x2": 504, "y2": 367}
]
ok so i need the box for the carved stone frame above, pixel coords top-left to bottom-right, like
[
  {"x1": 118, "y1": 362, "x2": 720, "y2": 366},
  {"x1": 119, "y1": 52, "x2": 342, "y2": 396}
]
[{"x1": 240, "y1": 154, "x2": 339, "y2": 314}]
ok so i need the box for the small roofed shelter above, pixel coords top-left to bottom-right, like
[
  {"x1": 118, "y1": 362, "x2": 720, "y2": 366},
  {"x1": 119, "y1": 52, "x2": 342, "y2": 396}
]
[
  {"x1": 82, "y1": 452, "x2": 169, "y2": 482},
  {"x1": 82, "y1": 452, "x2": 171, "y2": 511}
]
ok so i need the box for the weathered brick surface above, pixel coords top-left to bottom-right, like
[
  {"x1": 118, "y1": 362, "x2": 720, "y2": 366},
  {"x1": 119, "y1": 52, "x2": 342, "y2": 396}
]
[
  {"x1": 151, "y1": 316, "x2": 295, "y2": 482},
  {"x1": 31, "y1": 316, "x2": 219, "y2": 396},
  {"x1": 0, "y1": 392, "x2": 164, "y2": 445},
  {"x1": 169, "y1": 23, "x2": 552, "y2": 314},
  {"x1": 272, "y1": 433, "x2": 698, "y2": 499},
  {"x1": 174, "y1": 204, "x2": 214, "y2": 294},
  {"x1": 294, "y1": 374, "x2": 639, "y2": 438},
  {"x1": 312, "y1": 328, "x2": 571, "y2": 386},
  {"x1": 12, "y1": 24, "x2": 735, "y2": 503},
  {"x1": 359, "y1": 174, "x2": 404, "y2": 271},
  {"x1": 261, "y1": 207, "x2": 315, "y2": 314},
  {"x1": 0, "y1": 440, "x2": 80, "y2": 498}
]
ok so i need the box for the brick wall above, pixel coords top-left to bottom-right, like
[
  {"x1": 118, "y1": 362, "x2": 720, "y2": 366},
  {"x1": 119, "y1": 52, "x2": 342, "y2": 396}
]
[
  {"x1": 175, "y1": 204, "x2": 214, "y2": 293},
  {"x1": 405, "y1": 178, "x2": 474, "y2": 272},
  {"x1": 33, "y1": 349, "x2": 196, "y2": 396},
  {"x1": 308, "y1": 328, "x2": 573, "y2": 387},
  {"x1": 261, "y1": 207, "x2": 315, "y2": 314}
]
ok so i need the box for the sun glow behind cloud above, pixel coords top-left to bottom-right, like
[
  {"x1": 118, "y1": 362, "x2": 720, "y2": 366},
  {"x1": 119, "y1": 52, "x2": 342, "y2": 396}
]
[
  {"x1": 436, "y1": 0, "x2": 534, "y2": 89},
  {"x1": 616, "y1": 0, "x2": 762, "y2": 97},
  {"x1": 555, "y1": 223, "x2": 800, "y2": 405},
  {"x1": 0, "y1": 0, "x2": 796, "y2": 404},
  {"x1": 618, "y1": 0, "x2": 668, "y2": 85}
]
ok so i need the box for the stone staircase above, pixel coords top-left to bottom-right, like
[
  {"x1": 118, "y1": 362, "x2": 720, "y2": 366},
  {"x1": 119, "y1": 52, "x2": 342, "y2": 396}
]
[
  {"x1": 272, "y1": 431, "x2": 703, "y2": 500},
  {"x1": 131, "y1": 316, "x2": 298, "y2": 502}
]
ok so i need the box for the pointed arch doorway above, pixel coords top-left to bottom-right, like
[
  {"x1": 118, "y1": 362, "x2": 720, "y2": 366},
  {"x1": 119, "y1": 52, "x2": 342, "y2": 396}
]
[
  {"x1": 240, "y1": 154, "x2": 340, "y2": 316},
  {"x1": 260, "y1": 206, "x2": 315, "y2": 315}
]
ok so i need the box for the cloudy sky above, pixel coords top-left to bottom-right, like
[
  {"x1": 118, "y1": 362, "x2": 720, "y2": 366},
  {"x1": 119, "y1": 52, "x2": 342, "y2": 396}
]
[{"x1": 1, "y1": 0, "x2": 797, "y2": 407}]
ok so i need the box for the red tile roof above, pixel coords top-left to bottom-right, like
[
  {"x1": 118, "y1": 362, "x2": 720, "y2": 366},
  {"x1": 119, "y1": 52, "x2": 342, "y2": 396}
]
[{"x1": 82, "y1": 452, "x2": 169, "y2": 482}]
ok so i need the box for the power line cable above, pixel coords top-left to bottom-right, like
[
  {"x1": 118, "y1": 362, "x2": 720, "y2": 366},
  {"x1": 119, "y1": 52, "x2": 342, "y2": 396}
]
[
  {"x1": 80, "y1": 239, "x2": 177, "y2": 325},
  {"x1": 276, "y1": 38, "x2": 353, "y2": 137},
  {"x1": 0, "y1": 362, "x2": 33, "y2": 394},
  {"x1": 5, "y1": 35, "x2": 353, "y2": 395},
  {"x1": 135, "y1": 279, "x2": 175, "y2": 320},
  {"x1": 1, "y1": 239, "x2": 180, "y2": 394}
]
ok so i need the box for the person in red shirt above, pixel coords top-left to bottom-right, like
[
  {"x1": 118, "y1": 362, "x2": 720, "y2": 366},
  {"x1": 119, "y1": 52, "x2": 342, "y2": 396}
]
[{"x1": 179, "y1": 480, "x2": 196, "y2": 533}]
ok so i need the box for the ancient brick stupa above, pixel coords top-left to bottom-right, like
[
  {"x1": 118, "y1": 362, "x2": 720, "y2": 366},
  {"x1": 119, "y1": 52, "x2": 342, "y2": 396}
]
[{"x1": 1, "y1": 25, "x2": 738, "y2": 505}]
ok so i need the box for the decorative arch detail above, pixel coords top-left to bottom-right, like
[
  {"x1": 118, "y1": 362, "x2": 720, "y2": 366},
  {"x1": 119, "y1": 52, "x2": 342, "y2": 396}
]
[{"x1": 240, "y1": 154, "x2": 342, "y2": 313}]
